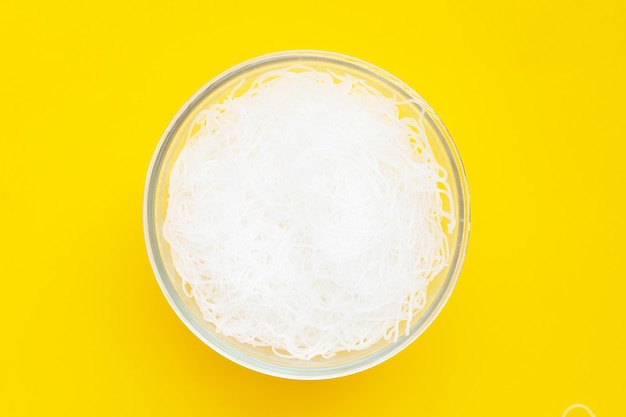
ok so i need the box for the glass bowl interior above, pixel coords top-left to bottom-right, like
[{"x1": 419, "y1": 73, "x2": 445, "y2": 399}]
[{"x1": 144, "y1": 50, "x2": 470, "y2": 379}]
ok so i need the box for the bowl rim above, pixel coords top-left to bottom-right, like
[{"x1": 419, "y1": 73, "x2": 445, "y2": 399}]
[{"x1": 143, "y1": 49, "x2": 471, "y2": 380}]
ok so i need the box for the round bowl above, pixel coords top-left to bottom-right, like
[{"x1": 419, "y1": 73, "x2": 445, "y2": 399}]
[{"x1": 143, "y1": 50, "x2": 470, "y2": 379}]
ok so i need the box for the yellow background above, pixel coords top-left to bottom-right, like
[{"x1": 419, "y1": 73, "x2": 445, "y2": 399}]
[{"x1": 1, "y1": 0, "x2": 624, "y2": 416}]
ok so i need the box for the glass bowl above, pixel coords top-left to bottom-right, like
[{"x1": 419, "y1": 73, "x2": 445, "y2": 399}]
[{"x1": 143, "y1": 50, "x2": 470, "y2": 379}]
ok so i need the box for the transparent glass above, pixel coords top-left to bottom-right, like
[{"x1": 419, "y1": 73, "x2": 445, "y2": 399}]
[{"x1": 143, "y1": 50, "x2": 470, "y2": 379}]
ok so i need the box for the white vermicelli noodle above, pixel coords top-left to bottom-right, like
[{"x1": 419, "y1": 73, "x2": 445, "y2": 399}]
[{"x1": 163, "y1": 67, "x2": 455, "y2": 360}]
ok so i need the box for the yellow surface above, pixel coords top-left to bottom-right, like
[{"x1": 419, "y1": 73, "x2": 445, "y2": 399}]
[{"x1": 1, "y1": 0, "x2": 624, "y2": 415}]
